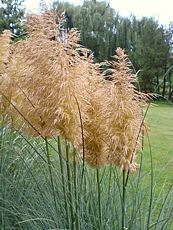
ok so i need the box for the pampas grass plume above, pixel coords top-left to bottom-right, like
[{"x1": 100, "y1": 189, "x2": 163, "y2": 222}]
[{"x1": 0, "y1": 12, "x2": 148, "y2": 171}]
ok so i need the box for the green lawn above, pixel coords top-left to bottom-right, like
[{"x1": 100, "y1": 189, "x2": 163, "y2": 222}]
[{"x1": 143, "y1": 101, "x2": 173, "y2": 190}]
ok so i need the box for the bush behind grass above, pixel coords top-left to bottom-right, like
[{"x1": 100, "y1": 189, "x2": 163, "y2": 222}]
[{"x1": 0, "y1": 108, "x2": 173, "y2": 230}]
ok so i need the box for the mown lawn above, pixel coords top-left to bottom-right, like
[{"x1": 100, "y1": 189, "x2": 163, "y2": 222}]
[{"x1": 143, "y1": 101, "x2": 173, "y2": 190}]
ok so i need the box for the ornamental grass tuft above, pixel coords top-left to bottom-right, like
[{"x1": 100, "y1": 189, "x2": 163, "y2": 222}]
[{"x1": 0, "y1": 11, "x2": 147, "y2": 171}]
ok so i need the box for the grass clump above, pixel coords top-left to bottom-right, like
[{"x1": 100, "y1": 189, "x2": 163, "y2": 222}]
[
  {"x1": 0, "y1": 11, "x2": 172, "y2": 230},
  {"x1": 0, "y1": 11, "x2": 147, "y2": 171},
  {"x1": 0, "y1": 123, "x2": 172, "y2": 229}
]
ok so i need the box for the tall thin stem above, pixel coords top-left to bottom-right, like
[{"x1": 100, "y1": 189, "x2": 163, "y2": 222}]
[
  {"x1": 45, "y1": 138, "x2": 58, "y2": 224},
  {"x1": 74, "y1": 96, "x2": 85, "y2": 182},
  {"x1": 74, "y1": 96, "x2": 86, "y2": 226},
  {"x1": 125, "y1": 102, "x2": 151, "y2": 187},
  {"x1": 65, "y1": 140, "x2": 74, "y2": 230},
  {"x1": 57, "y1": 137, "x2": 70, "y2": 228},
  {"x1": 73, "y1": 147, "x2": 80, "y2": 230},
  {"x1": 146, "y1": 129, "x2": 154, "y2": 229},
  {"x1": 0, "y1": 115, "x2": 5, "y2": 172},
  {"x1": 96, "y1": 168, "x2": 102, "y2": 229},
  {"x1": 122, "y1": 169, "x2": 126, "y2": 230}
]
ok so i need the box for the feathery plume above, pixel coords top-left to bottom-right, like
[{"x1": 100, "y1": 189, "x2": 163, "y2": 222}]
[
  {"x1": 0, "y1": 30, "x2": 12, "y2": 74},
  {"x1": 106, "y1": 48, "x2": 146, "y2": 171},
  {"x1": 0, "y1": 30, "x2": 12, "y2": 114},
  {"x1": 0, "y1": 12, "x2": 148, "y2": 171},
  {"x1": 1, "y1": 12, "x2": 80, "y2": 139}
]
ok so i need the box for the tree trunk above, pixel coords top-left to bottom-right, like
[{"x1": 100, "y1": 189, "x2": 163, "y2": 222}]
[
  {"x1": 162, "y1": 66, "x2": 167, "y2": 98},
  {"x1": 156, "y1": 74, "x2": 160, "y2": 94},
  {"x1": 168, "y1": 73, "x2": 172, "y2": 100}
]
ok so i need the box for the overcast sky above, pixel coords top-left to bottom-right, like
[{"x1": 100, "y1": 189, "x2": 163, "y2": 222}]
[{"x1": 24, "y1": 0, "x2": 173, "y2": 25}]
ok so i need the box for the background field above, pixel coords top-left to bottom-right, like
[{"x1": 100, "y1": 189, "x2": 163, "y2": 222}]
[{"x1": 143, "y1": 102, "x2": 173, "y2": 191}]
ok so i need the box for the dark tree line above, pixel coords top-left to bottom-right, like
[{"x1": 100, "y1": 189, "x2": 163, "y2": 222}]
[{"x1": 1, "y1": 0, "x2": 173, "y2": 96}]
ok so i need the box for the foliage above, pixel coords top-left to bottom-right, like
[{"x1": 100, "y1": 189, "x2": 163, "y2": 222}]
[
  {"x1": 53, "y1": 0, "x2": 118, "y2": 61},
  {"x1": 0, "y1": 0, "x2": 25, "y2": 37},
  {"x1": 129, "y1": 18, "x2": 170, "y2": 92}
]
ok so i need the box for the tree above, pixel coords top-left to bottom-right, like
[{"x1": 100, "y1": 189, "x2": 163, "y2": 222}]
[
  {"x1": 0, "y1": 0, "x2": 25, "y2": 37},
  {"x1": 129, "y1": 17, "x2": 170, "y2": 92},
  {"x1": 161, "y1": 23, "x2": 173, "y2": 98},
  {"x1": 53, "y1": 0, "x2": 118, "y2": 61},
  {"x1": 39, "y1": 0, "x2": 48, "y2": 13},
  {"x1": 77, "y1": 0, "x2": 117, "y2": 61}
]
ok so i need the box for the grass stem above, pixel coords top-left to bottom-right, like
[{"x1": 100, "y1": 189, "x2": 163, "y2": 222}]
[
  {"x1": 65, "y1": 140, "x2": 74, "y2": 230},
  {"x1": 45, "y1": 137, "x2": 58, "y2": 226},
  {"x1": 96, "y1": 168, "x2": 102, "y2": 229},
  {"x1": 73, "y1": 147, "x2": 80, "y2": 230},
  {"x1": 122, "y1": 169, "x2": 126, "y2": 230},
  {"x1": 57, "y1": 137, "x2": 70, "y2": 228}
]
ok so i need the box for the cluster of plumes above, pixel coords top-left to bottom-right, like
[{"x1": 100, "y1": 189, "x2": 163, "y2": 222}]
[
  {"x1": 105, "y1": 49, "x2": 146, "y2": 171},
  {"x1": 0, "y1": 30, "x2": 12, "y2": 74},
  {"x1": 0, "y1": 30, "x2": 13, "y2": 114},
  {"x1": 0, "y1": 11, "x2": 148, "y2": 171}
]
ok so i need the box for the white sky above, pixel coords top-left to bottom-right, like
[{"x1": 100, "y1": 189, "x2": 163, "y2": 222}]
[{"x1": 24, "y1": 0, "x2": 173, "y2": 25}]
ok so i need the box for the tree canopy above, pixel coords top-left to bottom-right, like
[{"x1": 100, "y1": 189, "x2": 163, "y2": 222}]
[{"x1": 0, "y1": 0, "x2": 25, "y2": 37}]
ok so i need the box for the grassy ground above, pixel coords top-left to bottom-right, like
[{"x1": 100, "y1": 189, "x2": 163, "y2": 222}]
[{"x1": 143, "y1": 101, "x2": 173, "y2": 190}]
